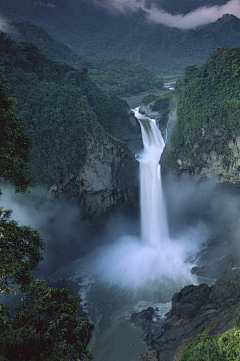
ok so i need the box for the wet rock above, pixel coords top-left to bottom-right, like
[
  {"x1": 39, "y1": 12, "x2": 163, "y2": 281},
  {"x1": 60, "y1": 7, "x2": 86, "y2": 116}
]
[
  {"x1": 132, "y1": 273, "x2": 240, "y2": 361},
  {"x1": 191, "y1": 250, "x2": 240, "y2": 279},
  {"x1": 138, "y1": 349, "x2": 158, "y2": 361}
]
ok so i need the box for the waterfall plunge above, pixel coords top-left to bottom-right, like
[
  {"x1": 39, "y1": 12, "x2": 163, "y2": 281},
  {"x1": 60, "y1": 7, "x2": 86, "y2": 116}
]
[
  {"x1": 136, "y1": 108, "x2": 169, "y2": 246},
  {"x1": 59, "y1": 106, "x2": 207, "y2": 291}
]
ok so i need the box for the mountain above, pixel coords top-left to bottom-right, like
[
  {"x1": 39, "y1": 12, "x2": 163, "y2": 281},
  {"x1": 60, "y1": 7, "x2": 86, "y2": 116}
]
[
  {"x1": 0, "y1": 33, "x2": 139, "y2": 220},
  {"x1": 148, "y1": 0, "x2": 228, "y2": 14},
  {"x1": 1, "y1": 0, "x2": 240, "y2": 77},
  {"x1": 7, "y1": 19, "x2": 163, "y2": 95},
  {"x1": 161, "y1": 45, "x2": 240, "y2": 185}
]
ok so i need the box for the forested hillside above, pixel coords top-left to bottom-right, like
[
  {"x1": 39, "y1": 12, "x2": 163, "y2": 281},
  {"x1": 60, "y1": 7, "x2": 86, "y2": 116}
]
[
  {"x1": 0, "y1": 33, "x2": 136, "y2": 186},
  {"x1": 161, "y1": 45, "x2": 240, "y2": 183},
  {"x1": 1, "y1": 0, "x2": 240, "y2": 77},
  {"x1": 8, "y1": 20, "x2": 163, "y2": 95},
  {"x1": 173, "y1": 45, "x2": 240, "y2": 161}
]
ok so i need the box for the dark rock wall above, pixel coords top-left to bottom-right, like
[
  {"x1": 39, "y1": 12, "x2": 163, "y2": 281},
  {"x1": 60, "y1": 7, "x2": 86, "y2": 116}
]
[{"x1": 50, "y1": 131, "x2": 139, "y2": 223}]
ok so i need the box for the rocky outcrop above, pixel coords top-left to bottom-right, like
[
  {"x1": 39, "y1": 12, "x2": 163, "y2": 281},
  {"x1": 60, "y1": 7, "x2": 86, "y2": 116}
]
[
  {"x1": 50, "y1": 131, "x2": 139, "y2": 222},
  {"x1": 162, "y1": 134, "x2": 240, "y2": 186},
  {"x1": 132, "y1": 271, "x2": 240, "y2": 361},
  {"x1": 139, "y1": 104, "x2": 170, "y2": 141}
]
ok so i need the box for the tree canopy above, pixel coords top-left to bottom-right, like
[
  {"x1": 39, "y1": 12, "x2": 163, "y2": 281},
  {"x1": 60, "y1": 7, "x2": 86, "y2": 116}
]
[
  {"x1": 0, "y1": 67, "x2": 94, "y2": 360},
  {"x1": 0, "y1": 67, "x2": 31, "y2": 192},
  {"x1": 171, "y1": 45, "x2": 240, "y2": 168},
  {"x1": 0, "y1": 208, "x2": 44, "y2": 295},
  {"x1": 0, "y1": 32, "x2": 137, "y2": 186}
]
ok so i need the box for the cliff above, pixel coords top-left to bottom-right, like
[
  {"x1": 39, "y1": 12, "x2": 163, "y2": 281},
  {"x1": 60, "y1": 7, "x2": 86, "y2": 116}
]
[
  {"x1": 161, "y1": 46, "x2": 240, "y2": 185},
  {"x1": 50, "y1": 131, "x2": 139, "y2": 221},
  {"x1": 0, "y1": 33, "x2": 140, "y2": 222},
  {"x1": 162, "y1": 135, "x2": 240, "y2": 185}
]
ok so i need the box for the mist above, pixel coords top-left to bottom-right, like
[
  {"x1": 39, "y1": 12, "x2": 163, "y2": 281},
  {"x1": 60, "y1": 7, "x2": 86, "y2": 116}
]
[
  {"x1": 0, "y1": 185, "x2": 92, "y2": 278},
  {"x1": 94, "y1": 0, "x2": 240, "y2": 29},
  {"x1": 0, "y1": 17, "x2": 10, "y2": 32},
  {"x1": 2, "y1": 175, "x2": 240, "y2": 292}
]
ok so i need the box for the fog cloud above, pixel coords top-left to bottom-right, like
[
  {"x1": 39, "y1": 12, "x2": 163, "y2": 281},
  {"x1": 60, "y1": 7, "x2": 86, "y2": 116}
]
[
  {"x1": 94, "y1": 0, "x2": 240, "y2": 29},
  {"x1": 0, "y1": 185, "x2": 90, "y2": 278},
  {"x1": 0, "y1": 17, "x2": 10, "y2": 32}
]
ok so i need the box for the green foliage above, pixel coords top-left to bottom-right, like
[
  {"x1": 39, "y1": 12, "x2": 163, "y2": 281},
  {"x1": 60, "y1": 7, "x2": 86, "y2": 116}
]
[
  {"x1": 181, "y1": 334, "x2": 226, "y2": 361},
  {"x1": 0, "y1": 208, "x2": 44, "y2": 295},
  {"x1": 218, "y1": 327, "x2": 240, "y2": 360},
  {"x1": 171, "y1": 46, "x2": 240, "y2": 167},
  {"x1": 10, "y1": 20, "x2": 163, "y2": 96},
  {"x1": 181, "y1": 327, "x2": 240, "y2": 361},
  {"x1": 0, "y1": 280, "x2": 94, "y2": 361},
  {"x1": 2, "y1": 2, "x2": 240, "y2": 77},
  {"x1": 0, "y1": 32, "x2": 135, "y2": 186},
  {"x1": 0, "y1": 67, "x2": 31, "y2": 192},
  {"x1": 0, "y1": 49, "x2": 94, "y2": 360},
  {"x1": 82, "y1": 57, "x2": 163, "y2": 95}
]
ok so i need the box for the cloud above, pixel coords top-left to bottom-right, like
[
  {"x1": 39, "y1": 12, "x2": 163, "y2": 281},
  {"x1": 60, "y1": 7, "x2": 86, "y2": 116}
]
[
  {"x1": 0, "y1": 17, "x2": 10, "y2": 32},
  {"x1": 94, "y1": 0, "x2": 240, "y2": 29}
]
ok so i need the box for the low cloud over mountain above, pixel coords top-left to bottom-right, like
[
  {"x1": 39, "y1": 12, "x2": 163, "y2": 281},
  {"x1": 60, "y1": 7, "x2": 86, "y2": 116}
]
[{"x1": 93, "y1": 0, "x2": 240, "y2": 29}]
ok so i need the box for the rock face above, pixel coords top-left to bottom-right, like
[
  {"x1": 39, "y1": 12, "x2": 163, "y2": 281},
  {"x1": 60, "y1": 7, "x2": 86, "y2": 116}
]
[
  {"x1": 50, "y1": 130, "x2": 139, "y2": 222},
  {"x1": 162, "y1": 135, "x2": 240, "y2": 185},
  {"x1": 132, "y1": 271, "x2": 240, "y2": 361}
]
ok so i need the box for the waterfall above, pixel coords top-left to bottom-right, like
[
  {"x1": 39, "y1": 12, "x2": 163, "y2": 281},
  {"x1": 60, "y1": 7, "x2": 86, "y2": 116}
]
[{"x1": 134, "y1": 107, "x2": 169, "y2": 247}]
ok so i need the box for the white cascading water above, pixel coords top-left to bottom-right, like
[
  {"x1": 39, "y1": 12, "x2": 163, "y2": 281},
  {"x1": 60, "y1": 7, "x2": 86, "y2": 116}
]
[{"x1": 135, "y1": 107, "x2": 169, "y2": 246}]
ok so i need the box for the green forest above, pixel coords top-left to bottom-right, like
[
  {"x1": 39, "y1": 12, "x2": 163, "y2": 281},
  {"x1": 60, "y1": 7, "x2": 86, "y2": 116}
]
[
  {"x1": 0, "y1": 70, "x2": 93, "y2": 360},
  {"x1": 2, "y1": 0, "x2": 240, "y2": 77},
  {"x1": 9, "y1": 20, "x2": 163, "y2": 96},
  {"x1": 0, "y1": 32, "x2": 138, "y2": 186},
  {"x1": 171, "y1": 45, "x2": 240, "y2": 171}
]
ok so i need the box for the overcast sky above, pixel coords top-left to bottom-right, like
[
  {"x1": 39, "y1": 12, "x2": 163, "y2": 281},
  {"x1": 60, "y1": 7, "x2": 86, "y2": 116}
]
[{"x1": 94, "y1": 0, "x2": 240, "y2": 29}]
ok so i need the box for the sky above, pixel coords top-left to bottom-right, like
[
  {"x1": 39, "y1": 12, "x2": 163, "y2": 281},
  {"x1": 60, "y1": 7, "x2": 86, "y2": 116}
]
[{"x1": 94, "y1": 0, "x2": 240, "y2": 29}]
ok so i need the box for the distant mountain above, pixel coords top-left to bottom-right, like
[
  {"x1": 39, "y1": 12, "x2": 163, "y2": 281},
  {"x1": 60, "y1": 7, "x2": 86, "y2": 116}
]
[
  {"x1": 1, "y1": 0, "x2": 240, "y2": 77},
  {"x1": 144, "y1": 0, "x2": 228, "y2": 14},
  {"x1": 7, "y1": 20, "x2": 163, "y2": 95}
]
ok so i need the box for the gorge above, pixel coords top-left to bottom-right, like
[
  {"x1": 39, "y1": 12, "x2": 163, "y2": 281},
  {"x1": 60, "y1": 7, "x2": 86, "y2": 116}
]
[
  {"x1": 48, "y1": 104, "x2": 212, "y2": 361},
  {"x1": 2, "y1": 12, "x2": 240, "y2": 359}
]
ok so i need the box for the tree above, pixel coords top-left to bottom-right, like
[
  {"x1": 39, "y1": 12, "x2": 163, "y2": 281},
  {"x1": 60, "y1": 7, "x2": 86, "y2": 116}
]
[
  {"x1": 0, "y1": 66, "x2": 32, "y2": 192},
  {"x1": 0, "y1": 280, "x2": 94, "y2": 361},
  {"x1": 0, "y1": 67, "x2": 94, "y2": 360},
  {"x1": 0, "y1": 208, "x2": 44, "y2": 295}
]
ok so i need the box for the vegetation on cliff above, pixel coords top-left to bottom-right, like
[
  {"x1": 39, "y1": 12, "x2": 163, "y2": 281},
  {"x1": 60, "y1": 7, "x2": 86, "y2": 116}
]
[
  {"x1": 0, "y1": 32, "x2": 136, "y2": 186},
  {"x1": 181, "y1": 325, "x2": 240, "y2": 360},
  {"x1": 171, "y1": 45, "x2": 240, "y2": 169},
  {"x1": 0, "y1": 71, "x2": 94, "y2": 361},
  {"x1": 0, "y1": 67, "x2": 31, "y2": 192}
]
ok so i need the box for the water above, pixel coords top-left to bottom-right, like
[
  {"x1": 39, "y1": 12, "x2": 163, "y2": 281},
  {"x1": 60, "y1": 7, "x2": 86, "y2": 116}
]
[
  {"x1": 52, "y1": 107, "x2": 208, "y2": 361},
  {"x1": 135, "y1": 107, "x2": 169, "y2": 246}
]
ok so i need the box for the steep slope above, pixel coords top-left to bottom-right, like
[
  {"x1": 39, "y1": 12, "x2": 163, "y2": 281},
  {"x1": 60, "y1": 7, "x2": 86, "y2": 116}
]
[
  {"x1": 0, "y1": 33, "x2": 139, "y2": 219},
  {"x1": 161, "y1": 45, "x2": 240, "y2": 185}
]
